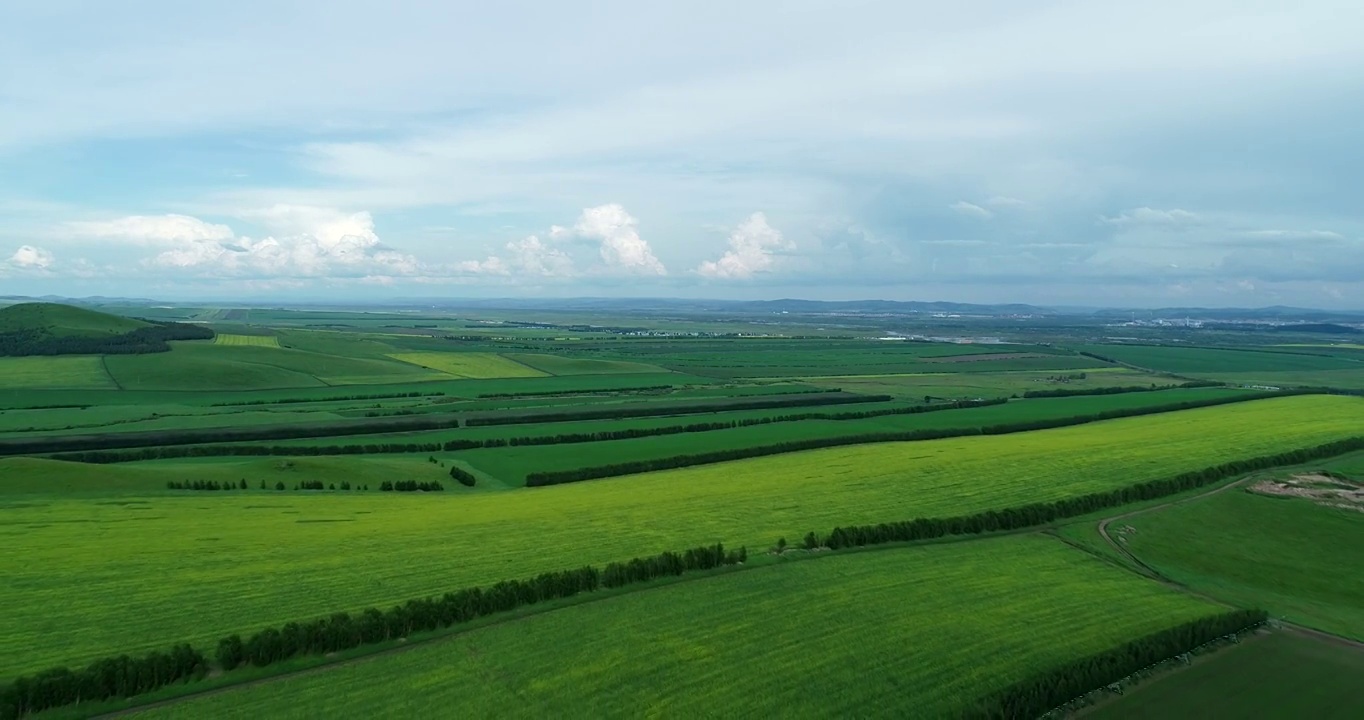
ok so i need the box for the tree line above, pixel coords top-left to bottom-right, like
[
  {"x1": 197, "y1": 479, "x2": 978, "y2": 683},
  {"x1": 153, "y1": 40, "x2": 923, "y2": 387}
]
[
  {"x1": 168, "y1": 480, "x2": 364, "y2": 491},
  {"x1": 210, "y1": 391, "x2": 445, "y2": 407},
  {"x1": 49, "y1": 398, "x2": 1005, "y2": 464},
  {"x1": 1021, "y1": 380, "x2": 1223, "y2": 399},
  {"x1": 523, "y1": 391, "x2": 1298, "y2": 486},
  {"x1": 379, "y1": 480, "x2": 444, "y2": 492},
  {"x1": 0, "y1": 644, "x2": 206, "y2": 720},
  {"x1": 0, "y1": 321, "x2": 214, "y2": 357},
  {"x1": 962, "y1": 610, "x2": 1268, "y2": 719},
  {"x1": 448, "y1": 466, "x2": 477, "y2": 487},
  {"x1": 797, "y1": 436, "x2": 1364, "y2": 551},
  {"x1": 477, "y1": 384, "x2": 674, "y2": 399},
  {"x1": 463, "y1": 392, "x2": 893, "y2": 427}
]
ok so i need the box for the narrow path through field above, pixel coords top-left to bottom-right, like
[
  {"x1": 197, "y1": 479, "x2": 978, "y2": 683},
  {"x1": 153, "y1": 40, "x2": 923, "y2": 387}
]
[
  {"x1": 1093, "y1": 477, "x2": 1364, "y2": 652},
  {"x1": 99, "y1": 355, "x2": 124, "y2": 391}
]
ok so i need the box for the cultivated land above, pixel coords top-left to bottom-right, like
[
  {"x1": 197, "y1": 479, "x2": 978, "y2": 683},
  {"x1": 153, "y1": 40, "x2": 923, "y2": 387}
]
[
  {"x1": 1, "y1": 395, "x2": 1359, "y2": 678},
  {"x1": 5, "y1": 302, "x2": 1364, "y2": 718},
  {"x1": 1085, "y1": 631, "x2": 1364, "y2": 719},
  {"x1": 125, "y1": 537, "x2": 1221, "y2": 720}
]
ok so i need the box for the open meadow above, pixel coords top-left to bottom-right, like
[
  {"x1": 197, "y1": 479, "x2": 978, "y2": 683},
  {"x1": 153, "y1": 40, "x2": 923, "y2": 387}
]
[{"x1": 123, "y1": 537, "x2": 1221, "y2": 720}]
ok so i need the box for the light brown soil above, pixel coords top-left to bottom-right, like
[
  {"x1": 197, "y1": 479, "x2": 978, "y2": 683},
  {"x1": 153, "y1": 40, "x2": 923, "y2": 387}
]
[{"x1": 1249, "y1": 473, "x2": 1364, "y2": 512}]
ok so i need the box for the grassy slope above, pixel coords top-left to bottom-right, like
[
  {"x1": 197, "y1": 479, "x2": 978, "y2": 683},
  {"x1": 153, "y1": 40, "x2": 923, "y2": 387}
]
[
  {"x1": 0, "y1": 395, "x2": 1358, "y2": 677},
  {"x1": 1085, "y1": 631, "x2": 1364, "y2": 720},
  {"x1": 0, "y1": 303, "x2": 149, "y2": 336},
  {"x1": 1122, "y1": 490, "x2": 1364, "y2": 640},
  {"x1": 103, "y1": 344, "x2": 451, "y2": 390},
  {"x1": 125, "y1": 537, "x2": 1219, "y2": 720}
]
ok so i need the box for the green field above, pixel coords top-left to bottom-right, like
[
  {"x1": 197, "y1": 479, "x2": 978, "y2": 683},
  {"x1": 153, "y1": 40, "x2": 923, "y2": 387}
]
[
  {"x1": 103, "y1": 344, "x2": 450, "y2": 390},
  {"x1": 0, "y1": 356, "x2": 115, "y2": 390},
  {"x1": 0, "y1": 302, "x2": 148, "y2": 336},
  {"x1": 386, "y1": 352, "x2": 548, "y2": 378},
  {"x1": 215, "y1": 334, "x2": 281, "y2": 348},
  {"x1": 125, "y1": 537, "x2": 1220, "y2": 719},
  {"x1": 800, "y1": 367, "x2": 1177, "y2": 399},
  {"x1": 504, "y1": 353, "x2": 668, "y2": 375},
  {"x1": 1079, "y1": 344, "x2": 1362, "y2": 375},
  {"x1": 1, "y1": 395, "x2": 1358, "y2": 678},
  {"x1": 1119, "y1": 485, "x2": 1364, "y2": 641},
  {"x1": 1086, "y1": 631, "x2": 1364, "y2": 719}
]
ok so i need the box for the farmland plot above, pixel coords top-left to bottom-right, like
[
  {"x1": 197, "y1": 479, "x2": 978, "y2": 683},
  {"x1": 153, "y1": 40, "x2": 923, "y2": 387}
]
[{"x1": 386, "y1": 352, "x2": 547, "y2": 379}]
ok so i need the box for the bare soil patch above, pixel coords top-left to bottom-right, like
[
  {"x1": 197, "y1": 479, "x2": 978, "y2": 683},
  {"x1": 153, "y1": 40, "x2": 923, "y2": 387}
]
[{"x1": 1249, "y1": 473, "x2": 1364, "y2": 512}]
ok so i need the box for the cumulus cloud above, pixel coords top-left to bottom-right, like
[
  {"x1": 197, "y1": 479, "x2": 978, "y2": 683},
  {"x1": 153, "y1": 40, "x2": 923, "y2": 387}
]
[
  {"x1": 1101, "y1": 207, "x2": 1199, "y2": 226},
  {"x1": 61, "y1": 209, "x2": 418, "y2": 278},
  {"x1": 459, "y1": 203, "x2": 666, "y2": 279},
  {"x1": 8, "y1": 245, "x2": 55, "y2": 270},
  {"x1": 697, "y1": 212, "x2": 791, "y2": 279},
  {"x1": 949, "y1": 201, "x2": 993, "y2": 219}
]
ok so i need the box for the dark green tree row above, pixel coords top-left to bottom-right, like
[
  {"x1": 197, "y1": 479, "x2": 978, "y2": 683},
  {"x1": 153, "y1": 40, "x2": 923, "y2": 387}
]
[
  {"x1": 477, "y1": 384, "x2": 674, "y2": 399},
  {"x1": 1022, "y1": 380, "x2": 1223, "y2": 399},
  {"x1": 166, "y1": 479, "x2": 248, "y2": 490},
  {"x1": 463, "y1": 393, "x2": 893, "y2": 427},
  {"x1": 0, "y1": 322, "x2": 214, "y2": 357},
  {"x1": 448, "y1": 466, "x2": 477, "y2": 487},
  {"x1": 379, "y1": 480, "x2": 444, "y2": 492},
  {"x1": 0, "y1": 644, "x2": 206, "y2": 720},
  {"x1": 210, "y1": 391, "x2": 445, "y2": 407},
  {"x1": 961, "y1": 610, "x2": 1268, "y2": 719},
  {"x1": 524, "y1": 391, "x2": 1299, "y2": 486},
  {"x1": 57, "y1": 442, "x2": 446, "y2": 464},
  {"x1": 217, "y1": 542, "x2": 742, "y2": 671},
  {"x1": 805, "y1": 436, "x2": 1364, "y2": 550}
]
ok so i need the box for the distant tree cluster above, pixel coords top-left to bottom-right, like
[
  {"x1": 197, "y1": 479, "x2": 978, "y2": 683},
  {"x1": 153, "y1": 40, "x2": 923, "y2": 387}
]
[
  {"x1": 0, "y1": 322, "x2": 214, "y2": 357},
  {"x1": 166, "y1": 479, "x2": 249, "y2": 491},
  {"x1": 448, "y1": 467, "x2": 477, "y2": 487},
  {"x1": 379, "y1": 480, "x2": 444, "y2": 492},
  {"x1": 0, "y1": 644, "x2": 206, "y2": 719},
  {"x1": 964, "y1": 610, "x2": 1268, "y2": 719},
  {"x1": 477, "y1": 384, "x2": 674, "y2": 399}
]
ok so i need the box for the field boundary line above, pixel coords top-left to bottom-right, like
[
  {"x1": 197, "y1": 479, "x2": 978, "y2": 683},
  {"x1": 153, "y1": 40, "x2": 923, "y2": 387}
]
[
  {"x1": 1093, "y1": 478, "x2": 1364, "y2": 652},
  {"x1": 98, "y1": 355, "x2": 124, "y2": 391}
]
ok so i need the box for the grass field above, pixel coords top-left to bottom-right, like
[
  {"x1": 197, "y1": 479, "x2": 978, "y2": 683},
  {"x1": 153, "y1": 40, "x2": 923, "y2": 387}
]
[
  {"x1": 0, "y1": 302, "x2": 148, "y2": 336},
  {"x1": 1079, "y1": 344, "x2": 1362, "y2": 375},
  {"x1": 386, "y1": 352, "x2": 548, "y2": 379},
  {"x1": 800, "y1": 368, "x2": 1176, "y2": 399},
  {"x1": 0, "y1": 356, "x2": 115, "y2": 390},
  {"x1": 504, "y1": 353, "x2": 668, "y2": 375},
  {"x1": 1085, "y1": 631, "x2": 1364, "y2": 719},
  {"x1": 125, "y1": 537, "x2": 1220, "y2": 719},
  {"x1": 214, "y1": 334, "x2": 281, "y2": 348},
  {"x1": 103, "y1": 344, "x2": 450, "y2": 390},
  {"x1": 1120, "y1": 487, "x2": 1364, "y2": 640},
  {"x1": 0, "y1": 395, "x2": 1358, "y2": 677}
]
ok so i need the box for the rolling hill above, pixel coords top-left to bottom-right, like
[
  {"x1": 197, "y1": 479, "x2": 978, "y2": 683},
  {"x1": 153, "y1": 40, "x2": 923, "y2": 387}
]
[
  {"x1": 0, "y1": 302, "x2": 151, "y2": 337},
  {"x1": 0, "y1": 303, "x2": 212, "y2": 356}
]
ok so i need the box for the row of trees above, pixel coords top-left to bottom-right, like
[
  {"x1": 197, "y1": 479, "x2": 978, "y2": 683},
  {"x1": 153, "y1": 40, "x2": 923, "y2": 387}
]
[
  {"x1": 524, "y1": 390, "x2": 1297, "y2": 486},
  {"x1": 464, "y1": 392, "x2": 893, "y2": 427},
  {"x1": 800, "y1": 436, "x2": 1364, "y2": 551},
  {"x1": 0, "y1": 321, "x2": 214, "y2": 357},
  {"x1": 379, "y1": 480, "x2": 444, "y2": 492},
  {"x1": 448, "y1": 466, "x2": 477, "y2": 487},
  {"x1": 166, "y1": 480, "x2": 365, "y2": 491},
  {"x1": 1021, "y1": 380, "x2": 1223, "y2": 399},
  {"x1": 963, "y1": 610, "x2": 1268, "y2": 719},
  {"x1": 211, "y1": 391, "x2": 445, "y2": 407},
  {"x1": 477, "y1": 384, "x2": 674, "y2": 399},
  {"x1": 216, "y1": 542, "x2": 742, "y2": 672},
  {"x1": 0, "y1": 644, "x2": 206, "y2": 720}
]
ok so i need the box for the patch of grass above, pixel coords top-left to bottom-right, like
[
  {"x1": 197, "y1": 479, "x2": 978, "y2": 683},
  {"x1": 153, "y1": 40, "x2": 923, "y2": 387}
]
[
  {"x1": 1078, "y1": 344, "x2": 1362, "y2": 375},
  {"x1": 214, "y1": 334, "x2": 281, "y2": 348},
  {"x1": 104, "y1": 344, "x2": 448, "y2": 391},
  {"x1": 386, "y1": 352, "x2": 547, "y2": 379},
  {"x1": 0, "y1": 356, "x2": 115, "y2": 390},
  {"x1": 0, "y1": 395, "x2": 1358, "y2": 677},
  {"x1": 119, "y1": 537, "x2": 1221, "y2": 720},
  {"x1": 1121, "y1": 487, "x2": 1364, "y2": 640},
  {"x1": 1085, "y1": 631, "x2": 1364, "y2": 719},
  {"x1": 799, "y1": 368, "x2": 1176, "y2": 399},
  {"x1": 503, "y1": 353, "x2": 668, "y2": 375},
  {"x1": 0, "y1": 303, "x2": 148, "y2": 337}
]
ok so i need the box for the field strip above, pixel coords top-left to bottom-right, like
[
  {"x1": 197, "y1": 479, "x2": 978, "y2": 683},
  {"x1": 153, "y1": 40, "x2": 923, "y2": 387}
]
[{"x1": 214, "y1": 335, "x2": 281, "y2": 348}]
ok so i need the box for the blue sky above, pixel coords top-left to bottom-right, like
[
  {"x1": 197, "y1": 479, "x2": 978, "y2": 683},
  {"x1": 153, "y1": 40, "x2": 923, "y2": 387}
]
[{"x1": 2, "y1": 0, "x2": 1362, "y2": 307}]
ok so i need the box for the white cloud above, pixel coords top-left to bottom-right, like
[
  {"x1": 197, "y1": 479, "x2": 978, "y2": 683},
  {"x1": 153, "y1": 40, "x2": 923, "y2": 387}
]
[
  {"x1": 1102, "y1": 207, "x2": 1200, "y2": 226},
  {"x1": 697, "y1": 212, "x2": 791, "y2": 279},
  {"x1": 949, "y1": 201, "x2": 993, "y2": 219},
  {"x1": 8, "y1": 245, "x2": 55, "y2": 270},
  {"x1": 59, "y1": 209, "x2": 419, "y2": 278},
  {"x1": 459, "y1": 236, "x2": 574, "y2": 277},
  {"x1": 569, "y1": 204, "x2": 667, "y2": 275},
  {"x1": 66, "y1": 214, "x2": 235, "y2": 244}
]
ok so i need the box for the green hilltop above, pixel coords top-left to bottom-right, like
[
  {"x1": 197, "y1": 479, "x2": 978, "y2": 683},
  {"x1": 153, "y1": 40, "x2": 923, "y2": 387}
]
[{"x1": 0, "y1": 302, "x2": 151, "y2": 338}]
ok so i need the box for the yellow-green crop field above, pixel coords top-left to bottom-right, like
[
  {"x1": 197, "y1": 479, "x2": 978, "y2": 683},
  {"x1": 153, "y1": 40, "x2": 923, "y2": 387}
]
[
  {"x1": 125, "y1": 537, "x2": 1220, "y2": 719},
  {"x1": 0, "y1": 395, "x2": 1358, "y2": 677},
  {"x1": 386, "y1": 352, "x2": 547, "y2": 378},
  {"x1": 0, "y1": 356, "x2": 115, "y2": 390},
  {"x1": 214, "y1": 334, "x2": 281, "y2": 348}
]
